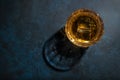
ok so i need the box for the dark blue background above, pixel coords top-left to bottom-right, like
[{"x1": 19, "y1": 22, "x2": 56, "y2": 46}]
[{"x1": 0, "y1": 0, "x2": 120, "y2": 80}]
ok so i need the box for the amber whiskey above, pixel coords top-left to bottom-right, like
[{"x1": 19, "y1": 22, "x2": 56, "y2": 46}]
[{"x1": 65, "y1": 9, "x2": 104, "y2": 47}]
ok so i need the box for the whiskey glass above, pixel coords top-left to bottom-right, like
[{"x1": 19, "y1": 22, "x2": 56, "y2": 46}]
[{"x1": 43, "y1": 9, "x2": 104, "y2": 71}]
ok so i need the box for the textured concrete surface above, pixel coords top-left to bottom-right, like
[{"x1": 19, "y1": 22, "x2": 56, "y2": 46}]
[{"x1": 0, "y1": 0, "x2": 120, "y2": 80}]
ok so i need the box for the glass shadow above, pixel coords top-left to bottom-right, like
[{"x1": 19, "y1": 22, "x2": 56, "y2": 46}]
[{"x1": 43, "y1": 28, "x2": 88, "y2": 71}]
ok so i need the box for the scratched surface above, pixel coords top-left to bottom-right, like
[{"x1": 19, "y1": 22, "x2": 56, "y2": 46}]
[{"x1": 0, "y1": 0, "x2": 120, "y2": 80}]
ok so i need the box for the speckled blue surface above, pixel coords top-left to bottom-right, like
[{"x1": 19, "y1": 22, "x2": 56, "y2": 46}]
[{"x1": 0, "y1": 0, "x2": 120, "y2": 80}]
